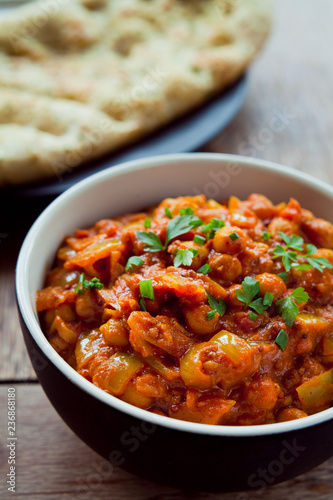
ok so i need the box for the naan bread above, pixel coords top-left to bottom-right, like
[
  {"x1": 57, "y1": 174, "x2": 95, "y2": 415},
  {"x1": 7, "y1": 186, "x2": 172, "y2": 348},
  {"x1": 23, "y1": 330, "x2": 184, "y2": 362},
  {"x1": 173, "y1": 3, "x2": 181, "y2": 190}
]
[{"x1": 0, "y1": 0, "x2": 272, "y2": 186}]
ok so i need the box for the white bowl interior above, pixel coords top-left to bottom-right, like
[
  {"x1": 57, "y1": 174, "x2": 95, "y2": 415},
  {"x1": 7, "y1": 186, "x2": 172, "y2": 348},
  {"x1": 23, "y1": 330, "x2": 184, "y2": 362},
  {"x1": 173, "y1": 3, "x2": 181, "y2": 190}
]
[{"x1": 16, "y1": 153, "x2": 333, "y2": 436}]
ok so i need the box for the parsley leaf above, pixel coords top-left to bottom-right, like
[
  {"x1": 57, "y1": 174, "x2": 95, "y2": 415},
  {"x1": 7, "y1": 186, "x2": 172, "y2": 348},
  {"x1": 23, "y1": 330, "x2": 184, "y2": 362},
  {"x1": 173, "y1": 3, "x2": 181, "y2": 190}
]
[
  {"x1": 307, "y1": 256, "x2": 333, "y2": 273},
  {"x1": 249, "y1": 312, "x2": 258, "y2": 321},
  {"x1": 249, "y1": 297, "x2": 268, "y2": 314},
  {"x1": 137, "y1": 231, "x2": 164, "y2": 252},
  {"x1": 173, "y1": 249, "x2": 198, "y2": 268},
  {"x1": 125, "y1": 256, "x2": 144, "y2": 272},
  {"x1": 75, "y1": 273, "x2": 104, "y2": 295},
  {"x1": 207, "y1": 310, "x2": 218, "y2": 321},
  {"x1": 137, "y1": 215, "x2": 203, "y2": 253},
  {"x1": 206, "y1": 292, "x2": 226, "y2": 320},
  {"x1": 277, "y1": 272, "x2": 288, "y2": 282},
  {"x1": 273, "y1": 233, "x2": 305, "y2": 272},
  {"x1": 197, "y1": 263, "x2": 211, "y2": 275},
  {"x1": 262, "y1": 231, "x2": 271, "y2": 241},
  {"x1": 236, "y1": 277, "x2": 260, "y2": 307},
  {"x1": 279, "y1": 232, "x2": 304, "y2": 251},
  {"x1": 236, "y1": 277, "x2": 272, "y2": 316},
  {"x1": 272, "y1": 244, "x2": 298, "y2": 272},
  {"x1": 166, "y1": 215, "x2": 203, "y2": 243},
  {"x1": 275, "y1": 288, "x2": 309, "y2": 327},
  {"x1": 275, "y1": 329, "x2": 289, "y2": 351},
  {"x1": 263, "y1": 292, "x2": 274, "y2": 306}
]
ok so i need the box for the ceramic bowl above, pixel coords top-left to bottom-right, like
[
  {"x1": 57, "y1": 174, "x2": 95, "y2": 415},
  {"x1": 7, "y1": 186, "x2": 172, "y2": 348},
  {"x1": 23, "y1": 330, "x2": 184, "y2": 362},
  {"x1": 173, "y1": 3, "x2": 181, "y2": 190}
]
[{"x1": 16, "y1": 153, "x2": 333, "y2": 491}]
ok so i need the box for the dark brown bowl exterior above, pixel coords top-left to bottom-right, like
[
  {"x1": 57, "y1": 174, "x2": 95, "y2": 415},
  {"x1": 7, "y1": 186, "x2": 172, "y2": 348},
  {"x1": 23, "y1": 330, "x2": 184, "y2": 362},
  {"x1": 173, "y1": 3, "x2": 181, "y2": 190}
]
[{"x1": 18, "y1": 309, "x2": 333, "y2": 492}]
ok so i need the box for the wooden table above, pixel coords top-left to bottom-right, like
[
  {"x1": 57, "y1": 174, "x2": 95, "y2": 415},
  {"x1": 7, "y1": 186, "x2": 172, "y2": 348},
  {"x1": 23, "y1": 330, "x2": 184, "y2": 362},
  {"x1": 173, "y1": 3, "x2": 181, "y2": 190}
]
[{"x1": 1, "y1": 0, "x2": 333, "y2": 497}]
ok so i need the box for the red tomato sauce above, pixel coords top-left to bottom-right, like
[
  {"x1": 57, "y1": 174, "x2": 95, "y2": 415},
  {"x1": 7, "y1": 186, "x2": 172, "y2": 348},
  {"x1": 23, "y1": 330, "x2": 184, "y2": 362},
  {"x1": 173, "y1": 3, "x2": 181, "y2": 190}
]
[{"x1": 36, "y1": 194, "x2": 333, "y2": 425}]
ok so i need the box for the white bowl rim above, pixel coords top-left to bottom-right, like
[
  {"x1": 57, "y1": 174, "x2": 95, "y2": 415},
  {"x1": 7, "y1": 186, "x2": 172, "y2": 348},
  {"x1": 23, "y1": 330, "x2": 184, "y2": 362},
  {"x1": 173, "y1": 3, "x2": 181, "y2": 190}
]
[{"x1": 16, "y1": 152, "x2": 333, "y2": 438}]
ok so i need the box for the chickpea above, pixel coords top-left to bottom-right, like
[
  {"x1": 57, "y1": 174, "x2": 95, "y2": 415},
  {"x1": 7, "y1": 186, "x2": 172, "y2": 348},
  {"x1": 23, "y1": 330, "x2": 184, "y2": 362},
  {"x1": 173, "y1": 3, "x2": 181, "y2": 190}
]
[
  {"x1": 277, "y1": 408, "x2": 308, "y2": 422},
  {"x1": 75, "y1": 292, "x2": 100, "y2": 321},
  {"x1": 302, "y1": 218, "x2": 333, "y2": 249},
  {"x1": 244, "y1": 377, "x2": 281, "y2": 410},
  {"x1": 226, "y1": 284, "x2": 244, "y2": 307},
  {"x1": 208, "y1": 254, "x2": 242, "y2": 282},
  {"x1": 100, "y1": 318, "x2": 129, "y2": 346},
  {"x1": 268, "y1": 217, "x2": 298, "y2": 237},
  {"x1": 255, "y1": 273, "x2": 287, "y2": 301},
  {"x1": 183, "y1": 304, "x2": 220, "y2": 335},
  {"x1": 246, "y1": 194, "x2": 277, "y2": 220},
  {"x1": 213, "y1": 226, "x2": 247, "y2": 254}
]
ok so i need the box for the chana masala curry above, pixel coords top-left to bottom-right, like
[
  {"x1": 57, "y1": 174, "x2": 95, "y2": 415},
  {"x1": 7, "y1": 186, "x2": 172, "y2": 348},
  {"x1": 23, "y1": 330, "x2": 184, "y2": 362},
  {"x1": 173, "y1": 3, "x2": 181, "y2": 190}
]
[{"x1": 36, "y1": 194, "x2": 333, "y2": 426}]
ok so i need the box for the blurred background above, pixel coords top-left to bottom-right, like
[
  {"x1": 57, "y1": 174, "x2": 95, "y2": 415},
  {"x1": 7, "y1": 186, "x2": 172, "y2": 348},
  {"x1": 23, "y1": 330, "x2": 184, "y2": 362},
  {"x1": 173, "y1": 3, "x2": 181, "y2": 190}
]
[{"x1": 1, "y1": 0, "x2": 333, "y2": 498}]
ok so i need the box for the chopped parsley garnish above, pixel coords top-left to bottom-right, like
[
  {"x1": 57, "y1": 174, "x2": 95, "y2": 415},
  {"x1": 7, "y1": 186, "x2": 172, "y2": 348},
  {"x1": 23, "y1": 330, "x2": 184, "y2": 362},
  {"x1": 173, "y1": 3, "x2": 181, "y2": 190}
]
[
  {"x1": 194, "y1": 235, "x2": 206, "y2": 245},
  {"x1": 249, "y1": 312, "x2": 258, "y2": 321},
  {"x1": 272, "y1": 232, "x2": 332, "y2": 273},
  {"x1": 125, "y1": 256, "x2": 143, "y2": 272},
  {"x1": 202, "y1": 218, "x2": 225, "y2": 239},
  {"x1": 197, "y1": 263, "x2": 211, "y2": 275},
  {"x1": 262, "y1": 231, "x2": 271, "y2": 241},
  {"x1": 236, "y1": 277, "x2": 260, "y2": 307},
  {"x1": 263, "y1": 292, "x2": 274, "y2": 307},
  {"x1": 229, "y1": 232, "x2": 240, "y2": 241},
  {"x1": 272, "y1": 232, "x2": 305, "y2": 271},
  {"x1": 294, "y1": 244, "x2": 333, "y2": 273},
  {"x1": 144, "y1": 218, "x2": 151, "y2": 229},
  {"x1": 206, "y1": 292, "x2": 226, "y2": 320},
  {"x1": 165, "y1": 208, "x2": 173, "y2": 219},
  {"x1": 173, "y1": 248, "x2": 198, "y2": 268},
  {"x1": 75, "y1": 273, "x2": 104, "y2": 295},
  {"x1": 275, "y1": 288, "x2": 309, "y2": 327},
  {"x1": 137, "y1": 214, "x2": 203, "y2": 252},
  {"x1": 166, "y1": 215, "x2": 203, "y2": 241},
  {"x1": 136, "y1": 231, "x2": 164, "y2": 252},
  {"x1": 275, "y1": 329, "x2": 289, "y2": 351},
  {"x1": 139, "y1": 279, "x2": 155, "y2": 301},
  {"x1": 180, "y1": 207, "x2": 195, "y2": 216},
  {"x1": 272, "y1": 245, "x2": 298, "y2": 272},
  {"x1": 236, "y1": 277, "x2": 271, "y2": 316}
]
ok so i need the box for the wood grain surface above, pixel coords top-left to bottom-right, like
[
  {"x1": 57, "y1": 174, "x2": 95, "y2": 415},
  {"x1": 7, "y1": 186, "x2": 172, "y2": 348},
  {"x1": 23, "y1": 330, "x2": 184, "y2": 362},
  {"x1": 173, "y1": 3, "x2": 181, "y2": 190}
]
[
  {"x1": 1, "y1": 0, "x2": 333, "y2": 498},
  {"x1": 0, "y1": 384, "x2": 333, "y2": 500}
]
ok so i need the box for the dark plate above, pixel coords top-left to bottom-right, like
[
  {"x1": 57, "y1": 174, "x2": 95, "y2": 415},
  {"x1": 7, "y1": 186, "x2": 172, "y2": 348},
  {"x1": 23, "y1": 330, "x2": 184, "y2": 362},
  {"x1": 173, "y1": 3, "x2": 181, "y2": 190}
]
[{"x1": 1, "y1": 76, "x2": 247, "y2": 199}]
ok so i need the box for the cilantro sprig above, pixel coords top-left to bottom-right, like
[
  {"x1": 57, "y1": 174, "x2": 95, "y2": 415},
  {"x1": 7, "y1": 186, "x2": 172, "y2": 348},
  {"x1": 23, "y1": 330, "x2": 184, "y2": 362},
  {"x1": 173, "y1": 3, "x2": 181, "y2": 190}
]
[
  {"x1": 137, "y1": 214, "x2": 203, "y2": 252},
  {"x1": 206, "y1": 292, "x2": 226, "y2": 321},
  {"x1": 275, "y1": 288, "x2": 309, "y2": 327},
  {"x1": 173, "y1": 248, "x2": 198, "y2": 268},
  {"x1": 75, "y1": 273, "x2": 104, "y2": 295},
  {"x1": 272, "y1": 232, "x2": 332, "y2": 273}
]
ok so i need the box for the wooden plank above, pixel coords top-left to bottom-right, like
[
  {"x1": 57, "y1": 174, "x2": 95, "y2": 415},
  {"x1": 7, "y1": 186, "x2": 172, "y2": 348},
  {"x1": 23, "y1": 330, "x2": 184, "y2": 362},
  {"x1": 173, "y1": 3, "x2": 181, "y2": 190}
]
[
  {"x1": 0, "y1": 384, "x2": 332, "y2": 499},
  {"x1": 1, "y1": 0, "x2": 333, "y2": 387}
]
